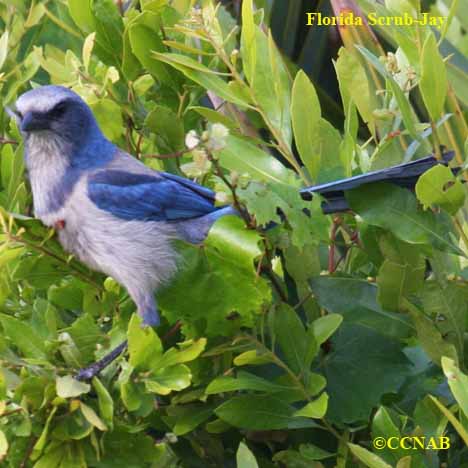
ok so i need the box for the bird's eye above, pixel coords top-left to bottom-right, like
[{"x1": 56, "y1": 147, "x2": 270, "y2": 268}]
[{"x1": 51, "y1": 102, "x2": 67, "y2": 118}]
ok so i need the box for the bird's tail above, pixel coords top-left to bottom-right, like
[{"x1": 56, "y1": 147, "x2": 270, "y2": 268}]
[{"x1": 300, "y1": 151, "x2": 458, "y2": 214}]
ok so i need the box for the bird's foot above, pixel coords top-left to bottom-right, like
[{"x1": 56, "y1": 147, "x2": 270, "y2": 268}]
[{"x1": 75, "y1": 340, "x2": 128, "y2": 381}]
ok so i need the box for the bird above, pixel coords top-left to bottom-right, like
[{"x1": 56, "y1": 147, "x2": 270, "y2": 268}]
[{"x1": 11, "y1": 85, "x2": 235, "y2": 378}]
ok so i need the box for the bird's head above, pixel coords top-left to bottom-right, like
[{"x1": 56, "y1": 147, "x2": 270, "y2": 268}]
[{"x1": 12, "y1": 85, "x2": 104, "y2": 146}]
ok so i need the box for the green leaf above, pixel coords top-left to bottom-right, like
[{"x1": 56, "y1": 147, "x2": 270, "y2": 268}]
[
  {"x1": 159, "y1": 216, "x2": 271, "y2": 337},
  {"x1": 293, "y1": 393, "x2": 328, "y2": 419},
  {"x1": 323, "y1": 324, "x2": 411, "y2": 423},
  {"x1": 241, "y1": 0, "x2": 256, "y2": 83},
  {"x1": 190, "y1": 106, "x2": 240, "y2": 130},
  {"x1": 240, "y1": 1, "x2": 291, "y2": 145},
  {"x1": 152, "y1": 338, "x2": 206, "y2": 370},
  {"x1": 371, "y1": 407, "x2": 403, "y2": 464},
  {"x1": 215, "y1": 395, "x2": 318, "y2": 430},
  {"x1": 0, "y1": 430, "x2": 7, "y2": 462},
  {"x1": 298, "y1": 444, "x2": 334, "y2": 461},
  {"x1": 310, "y1": 314, "x2": 343, "y2": 347},
  {"x1": 170, "y1": 404, "x2": 215, "y2": 435},
  {"x1": 219, "y1": 135, "x2": 295, "y2": 185},
  {"x1": 0, "y1": 31, "x2": 9, "y2": 71},
  {"x1": 347, "y1": 443, "x2": 392, "y2": 468},
  {"x1": 32, "y1": 406, "x2": 57, "y2": 460},
  {"x1": 239, "y1": 181, "x2": 329, "y2": 248},
  {"x1": 206, "y1": 371, "x2": 293, "y2": 395},
  {"x1": 67, "y1": 313, "x2": 103, "y2": 364},
  {"x1": 415, "y1": 164, "x2": 465, "y2": 215},
  {"x1": 347, "y1": 183, "x2": 463, "y2": 256},
  {"x1": 56, "y1": 376, "x2": 91, "y2": 398},
  {"x1": 145, "y1": 364, "x2": 192, "y2": 395},
  {"x1": 68, "y1": 0, "x2": 95, "y2": 32},
  {"x1": 402, "y1": 298, "x2": 458, "y2": 366},
  {"x1": 80, "y1": 402, "x2": 108, "y2": 431},
  {"x1": 128, "y1": 314, "x2": 163, "y2": 370},
  {"x1": 377, "y1": 258, "x2": 425, "y2": 311},
  {"x1": 429, "y1": 396, "x2": 468, "y2": 446},
  {"x1": 153, "y1": 52, "x2": 250, "y2": 107},
  {"x1": 236, "y1": 442, "x2": 258, "y2": 468},
  {"x1": 334, "y1": 47, "x2": 371, "y2": 137},
  {"x1": 414, "y1": 396, "x2": 448, "y2": 440},
  {"x1": 90, "y1": 99, "x2": 123, "y2": 140},
  {"x1": 291, "y1": 70, "x2": 321, "y2": 180},
  {"x1": 417, "y1": 282, "x2": 466, "y2": 364},
  {"x1": 233, "y1": 350, "x2": 273, "y2": 366},
  {"x1": 441, "y1": 357, "x2": 468, "y2": 418},
  {"x1": 310, "y1": 277, "x2": 413, "y2": 340},
  {"x1": 92, "y1": 377, "x2": 114, "y2": 429},
  {"x1": 0, "y1": 314, "x2": 46, "y2": 359},
  {"x1": 273, "y1": 304, "x2": 309, "y2": 375},
  {"x1": 129, "y1": 23, "x2": 173, "y2": 85},
  {"x1": 420, "y1": 34, "x2": 448, "y2": 121},
  {"x1": 145, "y1": 105, "x2": 184, "y2": 151},
  {"x1": 92, "y1": 0, "x2": 124, "y2": 66}
]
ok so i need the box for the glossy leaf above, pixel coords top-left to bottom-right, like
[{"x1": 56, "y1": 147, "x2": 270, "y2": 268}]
[{"x1": 420, "y1": 34, "x2": 448, "y2": 121}]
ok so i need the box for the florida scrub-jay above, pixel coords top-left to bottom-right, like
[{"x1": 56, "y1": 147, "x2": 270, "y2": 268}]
[{"x1": 12, "y1": 85, "x2": 234, "y2": 377}]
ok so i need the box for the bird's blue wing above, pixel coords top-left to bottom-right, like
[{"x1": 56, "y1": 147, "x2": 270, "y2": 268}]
[{"x1": 88, "y1": 170, "x2": 219, "y2": 222}]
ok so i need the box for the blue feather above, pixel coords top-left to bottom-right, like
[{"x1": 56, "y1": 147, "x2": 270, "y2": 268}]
[{"x1": 88, "y1": 170, "x2": 221, "y2": 222}]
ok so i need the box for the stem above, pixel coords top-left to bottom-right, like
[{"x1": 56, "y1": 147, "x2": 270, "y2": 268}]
[
  {"x1": 6, "y1": 233, "x2": 102, "y2": 290},
  {"x1": 162, "y1": 321, "x2": 182, "y2": 341},
  {"x1": 0, "y1": 137, "x2": 18, "y2": 146},
  {"x1": 430, "y1": 121, "x2": 442, "y2": 161},
  {"x1": 1, "y1": 407, "x2": 23, "y2": 418},
  {"x1": 207, "y1": 152, "x2": 252, "y2": 226},
  {"x1": 328, "y1": 217, "x2": 340, "y2": 273},
  {"x1": 145, "y1": 147, "x2": 193, "y2": 159},
  {"x1": 19, "y1": 436, "x2": 38, "y2": 468},
  {"x1": 454, "y1": 216, "x2": 468, "y2": 253},
  {"x1": 43, "y1": 7, "x2": 82, "y2": 38}
]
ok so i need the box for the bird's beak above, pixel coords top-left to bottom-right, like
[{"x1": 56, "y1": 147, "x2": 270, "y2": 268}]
[
  {"x1": 19, "y1": 111, "x2": 50, "y2": 132},
  {"x1": 5, "y1": 106, "x2": 21, "y2": 124}
]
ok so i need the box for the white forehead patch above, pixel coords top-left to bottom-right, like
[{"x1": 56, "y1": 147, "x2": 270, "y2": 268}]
[{"x1": 16, "y1": 86, "x2": 78, "y2": 116}]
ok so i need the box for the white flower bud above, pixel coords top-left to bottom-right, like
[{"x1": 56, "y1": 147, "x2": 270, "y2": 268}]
[
  {"x1": 207, "y1": 123, "x2": 229, "y2": 151},
  {"x1": 185, "y1": 130, "x2": 200, "y2": 150}
]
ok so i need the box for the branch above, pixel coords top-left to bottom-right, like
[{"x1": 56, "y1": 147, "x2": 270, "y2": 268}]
[
  {"x1": 144, "y1": 147, "x2": 192, "y2": 159},
  {"x1": 0, "y1": 137, "x2": 18, "y2": 146}
]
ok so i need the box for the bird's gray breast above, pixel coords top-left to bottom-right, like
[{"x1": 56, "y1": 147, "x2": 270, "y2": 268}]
[
  {"x1": 25, "y1": 133, "x2": 74, "y2": 217},
  {"x1": 50, "y1": 176, "x2": 179, "y2": 291}
]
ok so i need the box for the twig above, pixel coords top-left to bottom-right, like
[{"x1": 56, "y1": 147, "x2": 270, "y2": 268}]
[
  {"x1": 1, "y1": 407, "x2": 23, "y2": 418},
  {"x1": 116, "y1": 0, "x2": 124, "y2": 15},
  {"x1": 328, "y1": 217, "x2": 340, "y2": 273},
  {"x1": 454, "y1": 215, "x2": 468, "y2": 253},
  {"x1": 0, "y1": 137, "x2": 18, "y2": 146},
  {"x1": 6, "y1": 233, "x2": 102, "y2": 290},
  {"x1": 430, "y1": 121, "x2": 442, "y2": 161},
  {"x1": 207, "y1": 152, "x2": 253, "y2": 227},
  {"x1": 264, "y1": 268, "x2": 287, "y2": 302},
  {"x1": 135, "y1": 133, "x2": 144, "y2": 159},
  {"x1": 162, "y1": 321, "x2": 182, "y2": 341},
  {"x1": 19, "y1": 436, "x2": 37, "y2": 468},
  {"x1": 294, "y1": 291, "x2": 313, "y2": 310},
  {"x1": 145, "y1": 147, "x2": 192, "y2": 159}
]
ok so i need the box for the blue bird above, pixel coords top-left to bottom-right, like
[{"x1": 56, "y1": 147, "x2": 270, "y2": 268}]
[{"x1": 13, "y1": 85, "x2": 235, "y2": 377}]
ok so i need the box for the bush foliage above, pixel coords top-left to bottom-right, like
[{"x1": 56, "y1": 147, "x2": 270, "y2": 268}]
[{"x1": 0, "y1": 0, "x2": 467, "y2": 467}]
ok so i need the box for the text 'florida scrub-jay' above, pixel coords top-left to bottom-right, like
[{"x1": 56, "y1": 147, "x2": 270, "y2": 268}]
[{"x1": 12, "y1": 85, "x2": 235, "y2": 377}]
